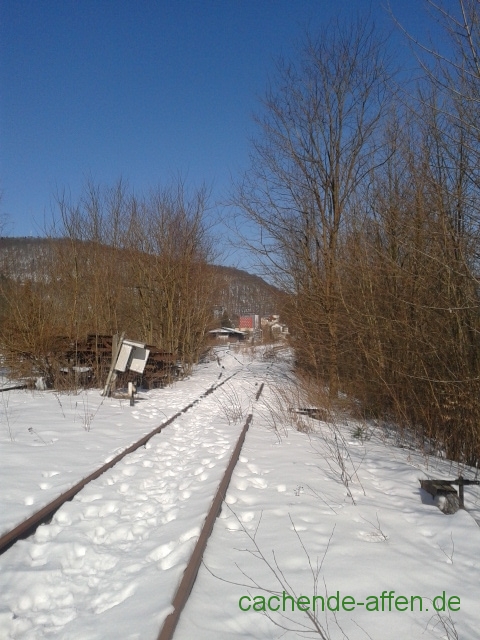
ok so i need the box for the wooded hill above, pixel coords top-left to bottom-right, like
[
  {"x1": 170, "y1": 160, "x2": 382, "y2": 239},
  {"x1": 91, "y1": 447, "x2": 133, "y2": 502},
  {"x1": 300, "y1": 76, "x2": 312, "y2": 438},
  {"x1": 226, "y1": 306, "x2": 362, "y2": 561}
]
[
  {"x1": 0, "y1": 237, "x2": 278, "y2": 319},
  {"x1": 0, "y1": 235, "x2": 279, "y2": 388}
]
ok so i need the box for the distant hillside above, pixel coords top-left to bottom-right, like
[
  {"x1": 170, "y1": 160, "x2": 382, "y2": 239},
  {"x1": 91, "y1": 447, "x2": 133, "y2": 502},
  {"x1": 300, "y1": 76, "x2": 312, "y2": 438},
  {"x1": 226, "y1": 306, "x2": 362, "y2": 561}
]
[
  {"x1": 212, "y1": 265, "x2": 279, "y2": 319},
  {"x1": 0, "y1": 237, "x2": 56, "y2": 279},
  {"x1": 0, "y1": 237, "x2": 280, "y2": 318}
]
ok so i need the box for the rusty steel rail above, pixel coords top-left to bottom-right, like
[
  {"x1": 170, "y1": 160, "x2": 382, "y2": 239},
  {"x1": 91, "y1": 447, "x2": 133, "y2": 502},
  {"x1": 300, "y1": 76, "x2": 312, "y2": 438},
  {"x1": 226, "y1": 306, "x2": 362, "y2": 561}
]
[
  {"x1": 157, "y1": 382, "x2": 265, "y2": 640},
  {"x1": 0, "y1": 371, "x2": 239, "y2": 555}
]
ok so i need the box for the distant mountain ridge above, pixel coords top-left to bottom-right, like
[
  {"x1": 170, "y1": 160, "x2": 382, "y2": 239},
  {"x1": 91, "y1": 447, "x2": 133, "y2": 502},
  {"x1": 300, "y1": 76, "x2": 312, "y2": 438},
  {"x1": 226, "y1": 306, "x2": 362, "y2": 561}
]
[{"x1": 0, "y1": 237, "x2": 280, "y2": 319}]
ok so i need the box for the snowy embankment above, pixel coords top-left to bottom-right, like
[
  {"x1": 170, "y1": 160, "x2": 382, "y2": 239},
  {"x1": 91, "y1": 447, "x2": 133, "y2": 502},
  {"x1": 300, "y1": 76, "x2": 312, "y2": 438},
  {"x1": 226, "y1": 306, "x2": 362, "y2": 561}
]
[{"x1": 1, "y1": 346, "x2": 479, "y2": 639}]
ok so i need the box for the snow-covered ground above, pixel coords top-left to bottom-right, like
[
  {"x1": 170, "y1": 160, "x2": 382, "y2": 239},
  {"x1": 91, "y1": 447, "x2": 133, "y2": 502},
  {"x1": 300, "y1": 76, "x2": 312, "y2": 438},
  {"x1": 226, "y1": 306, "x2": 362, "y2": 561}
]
[
  {"x1": 1, "y1": 347, "x2": 479, "y2": 639},
  {"x1": 0, "y1": 358, "x2": 239, "y2": 537}
]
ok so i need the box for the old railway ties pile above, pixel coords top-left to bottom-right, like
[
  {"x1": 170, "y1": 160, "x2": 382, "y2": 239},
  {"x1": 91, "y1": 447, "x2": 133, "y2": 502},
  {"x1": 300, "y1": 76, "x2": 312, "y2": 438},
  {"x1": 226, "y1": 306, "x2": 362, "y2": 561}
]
[{"x1": 0, "y1": 371, "x2": 240, "y2": 555}]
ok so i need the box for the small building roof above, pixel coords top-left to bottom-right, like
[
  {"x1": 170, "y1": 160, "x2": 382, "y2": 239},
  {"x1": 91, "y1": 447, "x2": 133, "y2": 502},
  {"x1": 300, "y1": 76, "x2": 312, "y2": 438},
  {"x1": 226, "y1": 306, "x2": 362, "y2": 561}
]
[{"x1": 209, "y1": 327, "x2": 246, "y2": 336}]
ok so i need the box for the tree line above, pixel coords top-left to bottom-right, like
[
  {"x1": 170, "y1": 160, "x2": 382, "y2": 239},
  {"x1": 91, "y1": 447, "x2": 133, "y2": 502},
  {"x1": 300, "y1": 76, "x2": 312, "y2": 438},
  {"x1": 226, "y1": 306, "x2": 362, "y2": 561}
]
[
  {"x1": 0, "y1": 179, "x2": 218, "y2": 386},
  {"x1": 234, "y1": 1, "x2": 480, "y2": 463}
]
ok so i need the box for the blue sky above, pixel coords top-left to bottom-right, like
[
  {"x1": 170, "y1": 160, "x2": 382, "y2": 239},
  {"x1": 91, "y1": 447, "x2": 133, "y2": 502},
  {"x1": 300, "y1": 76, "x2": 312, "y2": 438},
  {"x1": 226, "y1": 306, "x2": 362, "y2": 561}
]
[{"x1": 1, "y1": 0, "x2": 434, "y2": 264}]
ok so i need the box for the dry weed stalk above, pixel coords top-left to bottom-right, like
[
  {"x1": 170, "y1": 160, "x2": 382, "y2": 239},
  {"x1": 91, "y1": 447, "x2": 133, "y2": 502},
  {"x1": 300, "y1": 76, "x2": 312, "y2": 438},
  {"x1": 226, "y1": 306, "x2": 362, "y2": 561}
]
[
  {"x1": 204, "y1": 506, "x2": 341, "y2": 639},
  {"x1": 216, "y1": 382, "x2": 247, "y2": 425},
  {"x1": 263, "y1": 371, "x2": 366, "y2": 503},
  {"x1": 1, "y1": 390, "x2": 13, "y2": 442},
  {"x1": 430, "y1": 610, "x2": 459, "y2": 640}
]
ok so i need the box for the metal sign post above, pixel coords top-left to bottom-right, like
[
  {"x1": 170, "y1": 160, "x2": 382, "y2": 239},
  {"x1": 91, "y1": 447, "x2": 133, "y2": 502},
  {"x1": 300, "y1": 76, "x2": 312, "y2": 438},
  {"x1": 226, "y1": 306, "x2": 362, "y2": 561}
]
[{"x1": 102, "y1": 334, "x2": 150, "y2": 399}]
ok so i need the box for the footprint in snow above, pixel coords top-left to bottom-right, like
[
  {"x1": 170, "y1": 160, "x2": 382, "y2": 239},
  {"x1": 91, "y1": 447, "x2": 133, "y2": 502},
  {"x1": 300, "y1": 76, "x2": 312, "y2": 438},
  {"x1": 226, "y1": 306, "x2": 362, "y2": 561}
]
[
  {"x1": 88, "y1": 526, "x2": 107, "y2": 544},
  {"x1": 246, "y1": 463, "x2": 261, "y2": 474},
  {"x1": 234, "y1": 478, "x2": 248, "y2": 491},
  {"x1": 250, "y1": 477, "x2": 268, "y2": 489},
  {"x1": 179, "y1": 526, "x2": 200, "y2": 542},
  {"x1": 54, "y1": 510, "x2": 72, "y2": 526},
  {"x1": 91, "y1": 582, "x2": 136, "y2": 614},
  {"x1": 121, "y1": 466, "x2": 137, "y2": 477},
  {"x1": 124, "y1": 563, "x2": 144, "y2": 574},
  {"x1": 42, "y1": 470, "x2": 60, "y2": 478},
  {"x1": 160, "y1": 542, "x2": 192, "y2": 571},
  {"x1": 179, "y1": 478, "x2": 192, "y2": 491},
  {"x1": 239, "y1": 511, "x2": 255, "y2": 523},
  {"x1": 161, "y1": 510, "x2": 178, "y2": 524},
  {"x1": 147, "y1": 541, "x2": 175, "y2": 562},
  {"x1": 84, "y1": 505, "x2": 100, "y2": 519},
  {"x1": 99, "y1": 502, "x2": 119, "y2": 517},
  {"x1": 80, "y1": 492, "x2": 103, "y2": 502}
]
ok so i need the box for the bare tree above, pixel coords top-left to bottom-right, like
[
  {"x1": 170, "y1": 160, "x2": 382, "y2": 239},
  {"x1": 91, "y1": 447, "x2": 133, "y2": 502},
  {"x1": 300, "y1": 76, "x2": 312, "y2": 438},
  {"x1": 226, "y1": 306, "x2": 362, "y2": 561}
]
[
  {"x1": 0, "y1": 178, "x2": 217, "y2": 387},
  {"x1": 235, "y1": 15, "x2": 394, "y2": 396},
  {"x1": 393, "y1": 0, "x2": 480, "y2": 262},
  {"x1": 125, "y1": 181, "x2": 218, "y2": 369}
]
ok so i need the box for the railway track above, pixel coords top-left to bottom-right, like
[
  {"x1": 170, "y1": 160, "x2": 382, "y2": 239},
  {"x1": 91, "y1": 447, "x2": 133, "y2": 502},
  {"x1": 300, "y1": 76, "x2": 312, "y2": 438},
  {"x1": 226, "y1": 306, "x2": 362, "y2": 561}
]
[
  {"x1": 158, "y1": 382, "x2": 264, "y2": 640},
  {"x1": 0, "y1": 370, "x2": 239, "y2": 555},
  {"x1": 0, "y1": 371, "x2": 265, "y2": 640}
]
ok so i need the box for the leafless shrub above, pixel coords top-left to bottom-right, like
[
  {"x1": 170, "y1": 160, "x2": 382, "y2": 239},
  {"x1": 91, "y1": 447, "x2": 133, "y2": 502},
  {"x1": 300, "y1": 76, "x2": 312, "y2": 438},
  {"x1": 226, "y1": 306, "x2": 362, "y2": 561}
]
[
  {"x1": 73, "y1": 391, "x2": 106, "y2": 432},
  {"x1": 0, "y1": 178, "x2": 218, "y2": 390},
  {"x1": 439, "y1": 532, "x2": 455, "y2": 565},
  {"x1": 230, "y1": 3, "x2": 480, "y2": 464},
  {"x1": 258, "y1": 373, "x2": 317, "y2": 437},
  {"x1": 28, "y1": 426, "x2": 47, "y2": 445},
  {"x1": 311, "y1": 422, "x2": 366, "y2": 506},
  {"x1": 260, "y1": 368, "x2": 366, "y2": 503},
  {"x1": 215, "y1": 382, "x2": 247, "y2": 425}
]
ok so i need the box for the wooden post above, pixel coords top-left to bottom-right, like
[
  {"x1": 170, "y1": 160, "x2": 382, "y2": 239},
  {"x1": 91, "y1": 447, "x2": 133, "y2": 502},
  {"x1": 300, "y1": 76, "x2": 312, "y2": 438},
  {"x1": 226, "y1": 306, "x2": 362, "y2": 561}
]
[
  {"x1": 111, "y1": 334, "x2": 120, "y2": 394},
  {"x1": 458, "y1": 475, "x2": 464, "y2": 508},
  {"x1": 102, "y1": 332, "x2": 125, "y2": 397}
]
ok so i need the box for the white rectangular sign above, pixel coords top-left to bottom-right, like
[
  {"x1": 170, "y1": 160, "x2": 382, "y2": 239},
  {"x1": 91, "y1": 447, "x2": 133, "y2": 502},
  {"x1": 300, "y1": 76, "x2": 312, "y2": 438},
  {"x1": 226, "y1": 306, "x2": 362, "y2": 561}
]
[
  {"x1": 115, "y1": 343, "x2": 133, "y2": 372},
  {"x1": 129, "y1": 347, "x2": 150, "y2": 374}
]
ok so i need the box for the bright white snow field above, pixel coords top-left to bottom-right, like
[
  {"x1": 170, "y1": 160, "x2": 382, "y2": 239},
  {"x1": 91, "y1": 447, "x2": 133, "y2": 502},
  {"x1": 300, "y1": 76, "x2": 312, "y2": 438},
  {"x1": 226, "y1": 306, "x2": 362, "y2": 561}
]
[{"x1": 0, "y1": 346, "x2": 479, "y2": 639}]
